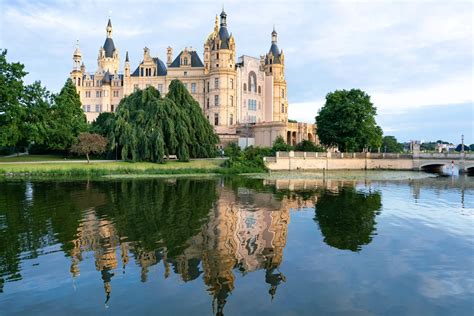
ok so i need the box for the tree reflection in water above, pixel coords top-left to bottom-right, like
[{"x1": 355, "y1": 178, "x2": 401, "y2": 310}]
[
  {"x1": 0, "y1": 177, "x2": 383, "y2": 315},
  {"x1": 314, "y1": 187, "x2": 382, "y2": 252}
]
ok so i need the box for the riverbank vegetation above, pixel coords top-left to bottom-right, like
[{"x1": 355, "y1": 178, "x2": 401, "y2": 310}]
[{"x1": 0, "y1": 159, "x2": 227, "y2": 177}]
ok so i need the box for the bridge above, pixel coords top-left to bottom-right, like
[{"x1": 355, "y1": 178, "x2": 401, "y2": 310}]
[{"x1": 264, "y1": 151, "x2": 474, "y2": 173}]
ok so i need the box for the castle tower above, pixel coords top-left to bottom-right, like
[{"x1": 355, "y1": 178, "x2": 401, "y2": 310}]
[
  {"x1": 203, "y1": 9, "x2": 237, "y2": 131},
  {"x1": 124, "y1": 51, "x2": 130, "y2": 77},
  {"x1": 71, "y1": 40, "x2": 83, "y2": 87},
  {"x1": 264, "y1": 27, "x2": 288, "y2": 122},
  {"x1": 97, "y1": 19, "x2": 120, "y2": 73}
]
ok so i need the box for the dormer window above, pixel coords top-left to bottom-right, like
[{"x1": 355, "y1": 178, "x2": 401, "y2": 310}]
[{"x1": 183, "y1": 57, "x2": 188, "y2": 66}]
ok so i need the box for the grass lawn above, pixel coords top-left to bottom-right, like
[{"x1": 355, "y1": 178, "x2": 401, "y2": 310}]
[
  {"x1": 0, "y1": 159, "x2": 225, "y2": 176},
  {"x1": 0, "y1": 154, "x2": 86, "y2": 162}
]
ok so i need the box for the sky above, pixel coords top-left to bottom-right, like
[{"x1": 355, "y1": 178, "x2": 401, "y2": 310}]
[{"x1": 0, "y1": 0, "x2": 473, "y2": 144}]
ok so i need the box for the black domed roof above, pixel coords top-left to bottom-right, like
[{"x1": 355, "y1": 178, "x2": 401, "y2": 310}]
[
  {"x1": 103, "y1": 38, "x2": 116, "y2": 58},
  {"x1": 269, "y1": 43, "x2": 281, "y2": 64},
  {"x1": 219, "y1": 27, "x2": 230, "y2": 49}
]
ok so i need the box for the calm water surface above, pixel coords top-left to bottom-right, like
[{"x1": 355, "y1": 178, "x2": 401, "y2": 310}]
[{"x1": 0, "y1": 174, "x2": 473, "y2": 315}]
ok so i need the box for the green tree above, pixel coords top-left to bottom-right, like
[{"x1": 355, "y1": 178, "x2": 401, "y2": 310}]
[
  {"x1": 421, "y1": 142, "x2": 436, "y2": 151},
  {"x1": 91, "y1": 112, "x2": 115, "y2": 137},
  {"x1": 70, "y1": 132, "x2": 108, "y2": 162},
  {"x1": 166, "y1": 80, "x2": 219, "y2": 159},
  {"x1": 21, "y1": 82, "x2": 54, "y2": 147},
  {"x1": 382, "y1": 136, "x2": 404, "y2": 153},
  {"x1": 224, "y1": 142, "x2": 241, "y2": 158},
  {"x1": 272, "y1": 135, "x2": 292, "y2": 153},
  {"x1": 470, "y1": 144, "x2": 474, "y2": 151},
  {"x1": 295, "y1": 139, "x2": 325, "y2": 152},
  {"x1": 316, "y1": 89, "x2": 382, "y2": 152},
  {"x1": 48, "y1": 78, "x2": 87, "y2": 151},
  {"x1": 111, "y1": 80, "x2": 218, "y2": 162},
  {"x1": 0, "y1": 50, "x2": 27, "y2": 150}
]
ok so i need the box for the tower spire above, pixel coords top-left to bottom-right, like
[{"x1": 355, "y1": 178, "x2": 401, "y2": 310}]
[
  {"x1": 106, "y1": 18, "x2": 113, "y2": 38},
  {"x1": 272, "y1": 26, "x2": 277, "y2": 44},
  {"x1": 73, "y1": 39, "x2": 82, "y2": 71},
  {"x1": 220, "y1": 6, "x2": 227, "y2": 27},
  {"x1": 125, "y1": 51, "x2": 129, "y2": 62}
]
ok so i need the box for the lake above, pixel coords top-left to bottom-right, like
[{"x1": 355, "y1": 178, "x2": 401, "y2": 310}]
[{"x1": 1, "y1": 173, "x2": 473, "y2": 315}]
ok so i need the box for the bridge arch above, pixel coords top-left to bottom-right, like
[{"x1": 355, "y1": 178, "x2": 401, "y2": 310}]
[
  {"x1": 465, "y1": 164, "x2": 474, "y2": 174},
  {"x1": 419, "y1": 162, "x2": 447, "y2": 173}
]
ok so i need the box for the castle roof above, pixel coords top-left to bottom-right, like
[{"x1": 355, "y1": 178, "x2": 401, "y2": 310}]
[
  {"x1": 218, "y1": 10, "x2": 230, "y2": 49},
  {"x1": 266, "y1": 28, "x2": 282, "y2": 64},
  {"x1": 103, "y1": 38, "x2": 116, "y2": 58},
  {"x1": 131, "y1": 57, "x2": 167, "y2": 76},
  {"x1": 268, "y1": 43, "x2": 281, "y2": 64},
  {"x1": 82, "y1": 73, "x2": 123, "y2": 84},
  {"x1": 169, "y1": 51, "x2": 204, "y2": 68}
]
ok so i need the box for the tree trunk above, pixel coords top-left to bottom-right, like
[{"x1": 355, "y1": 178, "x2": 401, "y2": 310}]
[{"x1": 86, "y1": 153, "x2": 90, "y2": 163}]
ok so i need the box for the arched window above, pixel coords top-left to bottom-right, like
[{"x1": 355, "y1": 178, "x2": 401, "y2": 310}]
[
  {"x1": 258, "y1": 86, "x2": 261, "y2": 94},
  {"x1": 78, "y1": 78, "x2": 81, "y2": 86},
  {"x1": 243, "y1": 83, "x2": 247, "y2": 91},
  {"x1": 248, "y1": 71, "x2": 257, "y2": 93},
  {"x1": 230, "y1": 114, "x2": 233, "y2": 125}
]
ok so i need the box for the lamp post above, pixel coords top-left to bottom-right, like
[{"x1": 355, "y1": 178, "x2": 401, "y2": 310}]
[
  {"x1": 461, "y1": 134, "x2": 464, "y2": 154},
  {"x1": 115, "y1": 142, "x2": 118, "y2": 161}
]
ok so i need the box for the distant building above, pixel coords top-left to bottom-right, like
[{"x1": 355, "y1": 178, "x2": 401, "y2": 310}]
[
  {"x1": 70, "y1": 9, "x2": 317, "y2": 147},
  {"x1": 435, "y1": 143, "x2": 455, "y2": 153}
]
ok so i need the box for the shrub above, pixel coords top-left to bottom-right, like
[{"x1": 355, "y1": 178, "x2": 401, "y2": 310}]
[
  {"x1": 272, "y1": 135, "x2": 293, "y2": 153},
  {"x1": 295, "y1": 140, "x2": 325, "y2": 152}
]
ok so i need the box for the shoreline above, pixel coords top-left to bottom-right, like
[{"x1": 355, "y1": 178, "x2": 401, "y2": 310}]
[{"x1": 1, "y1": 158, "x2": 472, "y2": 180}]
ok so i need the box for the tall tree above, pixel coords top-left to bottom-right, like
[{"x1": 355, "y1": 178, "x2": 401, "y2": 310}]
[
  {"x1": 166, "y1": 80, "x2": 219, "y2": 158},
  {"x1": 91, "y1": 112, "x2": 115, "y2": 137},
  {"x1": 0, "y1": 50, "x2": 27, "y2": 149},
  {"x1": 316, "y1": 89, "x2": 382, "y2": 152},
  {"x1": 21, "y1": 81, "x2": 54, "y2": 147},
  {"x1": 111, "y1": 80, "x2": 218, "y2": 162},
  {"x1": 48, "y1": 78, "x2": 87, "y2": 150}
]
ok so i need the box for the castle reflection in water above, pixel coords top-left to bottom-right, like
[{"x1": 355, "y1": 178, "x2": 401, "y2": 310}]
[
  {"x1": 67, "y1": 180, "x2": 308, "y2": 313},
  {"x1": 0, "y1": 177, "x2": 389, "y2": 314}
]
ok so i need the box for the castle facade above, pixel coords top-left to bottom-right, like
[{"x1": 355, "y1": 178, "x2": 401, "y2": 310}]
[{"x1": 70, "y1": 10, "x2": 317, "y2": 147}]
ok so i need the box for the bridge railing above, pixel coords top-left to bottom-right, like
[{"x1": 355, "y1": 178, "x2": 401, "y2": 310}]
[
  {"x1": 418, "y1": 153, "x2": 474, "y2": 159},
  {"x1": 275, "y1": 151, "x2": 414, "y2": 159},
  {"x1": 272, "y1": 151, "x2": 473, "y2": 160}
]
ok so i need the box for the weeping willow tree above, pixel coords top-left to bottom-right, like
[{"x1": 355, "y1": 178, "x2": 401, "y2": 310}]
[{"x1": 111, "y1": 80, "x2": 219, "y2": 162}]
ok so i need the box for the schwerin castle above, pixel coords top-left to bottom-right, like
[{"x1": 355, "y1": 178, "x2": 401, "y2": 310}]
[{"x1": 70, "y1": 9, "x2": 316, "y2": 147}]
